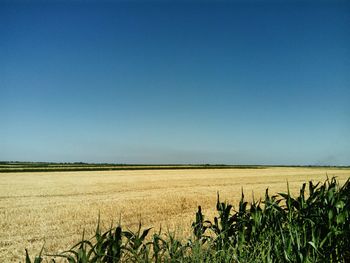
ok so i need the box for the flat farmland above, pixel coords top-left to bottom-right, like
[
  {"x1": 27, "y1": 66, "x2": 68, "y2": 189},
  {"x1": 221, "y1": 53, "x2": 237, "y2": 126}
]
[{"x1": 1, "y1": 167, "x2": 349, "y2": 262}]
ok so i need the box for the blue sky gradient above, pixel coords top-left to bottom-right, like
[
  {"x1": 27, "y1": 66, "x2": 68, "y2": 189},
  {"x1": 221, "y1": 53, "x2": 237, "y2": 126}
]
[{"x1": 1, "y1": 1, "x2": 349, "y2": 165}]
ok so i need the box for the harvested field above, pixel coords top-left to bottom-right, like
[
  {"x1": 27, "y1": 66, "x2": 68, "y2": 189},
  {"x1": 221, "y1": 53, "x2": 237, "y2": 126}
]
[{"x1": 1, "y1": 167, "x2": 349, "y2": 262}]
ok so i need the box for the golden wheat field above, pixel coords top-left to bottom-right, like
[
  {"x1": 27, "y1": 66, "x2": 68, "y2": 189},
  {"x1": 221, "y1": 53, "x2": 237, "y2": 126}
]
[{"x1": 1, "y1": 167, "x2": 350, "y2": 262}]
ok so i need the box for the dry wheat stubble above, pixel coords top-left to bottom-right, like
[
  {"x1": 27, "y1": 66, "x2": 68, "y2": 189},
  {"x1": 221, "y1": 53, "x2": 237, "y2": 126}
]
[{"x1": 0, "y1": 167, "x2": 349, "y2": 262}]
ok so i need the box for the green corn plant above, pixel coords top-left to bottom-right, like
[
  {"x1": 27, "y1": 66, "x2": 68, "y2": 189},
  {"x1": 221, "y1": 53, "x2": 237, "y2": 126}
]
[
  {"x1": 163, "y1": 231, "x2": 186, "y2": 261},
  {"x1": 96, "y1": 226, "x2": 123, "y2": 262},
  {"x1": 192, "y1": 206, "x2": 211, "y2": 243},
  {"x1": 209, "y1": 193, "x2": 236, "y2": 250},
  {"x1": 151, "y1": 230, "x2": 167, "y2": 263},
  {"x1": 122, "y1": 222, "x2": 152, "y2": 261}
]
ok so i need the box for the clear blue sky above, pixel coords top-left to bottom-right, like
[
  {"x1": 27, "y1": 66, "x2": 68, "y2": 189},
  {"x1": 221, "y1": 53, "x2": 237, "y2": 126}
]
[{"x1": 1, "y1": 1, "x2": 349, "y2": 165}]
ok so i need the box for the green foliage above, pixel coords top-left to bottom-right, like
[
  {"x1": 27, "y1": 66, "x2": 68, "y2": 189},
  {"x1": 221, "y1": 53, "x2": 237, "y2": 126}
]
[{"x1": 25, "y1": 177, "x2": 350, "y2": 262}]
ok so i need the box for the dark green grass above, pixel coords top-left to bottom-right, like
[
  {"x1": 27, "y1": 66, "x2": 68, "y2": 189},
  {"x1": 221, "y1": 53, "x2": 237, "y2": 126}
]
[
  {"x1": 0, "y1": 161, "x2": 265, "y2": 173},
  {"x1": 26, "y1": 176, "x2": 350, "y2": 262}
]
